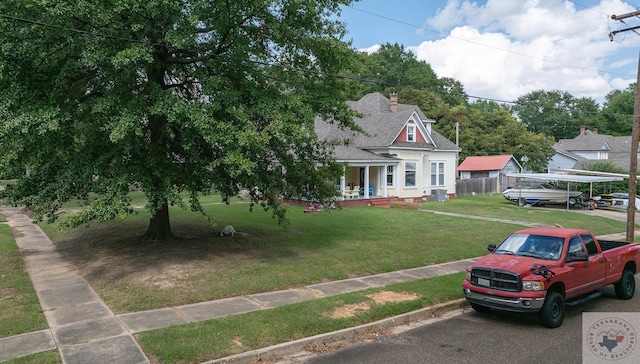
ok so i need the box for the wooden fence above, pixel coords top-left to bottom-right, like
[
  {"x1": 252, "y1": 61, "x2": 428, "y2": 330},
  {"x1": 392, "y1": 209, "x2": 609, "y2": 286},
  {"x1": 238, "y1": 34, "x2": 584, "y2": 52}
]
[
  {"x1": 456, "y1": 176, "x2": 543, "y2": 197},
  {"x1": 456, "y1": 177, "x2": 499, "y2": 197}
]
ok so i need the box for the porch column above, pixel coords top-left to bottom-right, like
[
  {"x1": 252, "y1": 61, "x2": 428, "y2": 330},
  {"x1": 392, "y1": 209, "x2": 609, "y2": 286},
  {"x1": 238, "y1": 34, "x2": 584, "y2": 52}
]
[
  {"x1": 383, "y1": 164, "x2": 388, "y2": 197},
  {"x1": 364, "y1": 166, "x2": 370, "y2": 198},
  {"x1": 340, "y1": 169, "x2": 346, "y2": 201},
  {"x1": 395, "y1": 164, "x2": 401, "y2": 197}
]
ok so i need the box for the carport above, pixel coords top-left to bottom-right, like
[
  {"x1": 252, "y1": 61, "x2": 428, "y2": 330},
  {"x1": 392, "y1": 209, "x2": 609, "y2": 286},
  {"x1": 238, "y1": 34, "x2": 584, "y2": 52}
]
[{"x1": 505, "y1": 173, "x2": 624, "y2": 210}]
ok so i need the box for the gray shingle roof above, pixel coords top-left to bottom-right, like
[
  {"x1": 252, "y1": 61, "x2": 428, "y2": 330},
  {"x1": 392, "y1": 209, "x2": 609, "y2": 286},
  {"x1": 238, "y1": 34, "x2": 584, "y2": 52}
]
[
  {"x1": 315, "y1": 92, "x2": 460, "y2": 161},
  {"x1": 555, "y1": 130, "x2": 610, "y2": 151},
  {"x1": 554, "y1": 130, "x2": 634, "y2": 170}
]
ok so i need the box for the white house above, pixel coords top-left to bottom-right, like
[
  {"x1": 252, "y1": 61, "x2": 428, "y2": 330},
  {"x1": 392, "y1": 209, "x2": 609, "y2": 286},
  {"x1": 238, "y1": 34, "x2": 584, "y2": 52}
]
[{"x1": 315, "y1": 92, "x2": 460, "y2": 201}]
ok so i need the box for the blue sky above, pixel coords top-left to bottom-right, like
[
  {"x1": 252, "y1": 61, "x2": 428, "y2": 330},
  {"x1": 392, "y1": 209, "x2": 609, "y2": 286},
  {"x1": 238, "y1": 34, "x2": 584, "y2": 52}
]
[{"x1": 339, "y1": 0, "x2": 640, "y2": 104}]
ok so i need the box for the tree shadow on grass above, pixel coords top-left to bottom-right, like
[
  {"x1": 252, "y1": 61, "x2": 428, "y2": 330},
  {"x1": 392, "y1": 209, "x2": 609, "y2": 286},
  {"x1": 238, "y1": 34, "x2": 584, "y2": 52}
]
[{"x1": 48, "y1": 217, "x2": 318, "y2": 310}]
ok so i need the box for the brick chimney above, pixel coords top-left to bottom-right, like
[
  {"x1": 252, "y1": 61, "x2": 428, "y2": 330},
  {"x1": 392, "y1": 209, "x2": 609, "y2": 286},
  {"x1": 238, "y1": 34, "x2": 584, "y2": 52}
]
[
  {"x1": 593, "y1": 128, "x2": 598, "y2": 134},
  {"x1": 580, "y1": 125, "x2": 585, "y2": 134},
  {"x1": 390, "y1": 92, "x2": 398, "y2": 113}
]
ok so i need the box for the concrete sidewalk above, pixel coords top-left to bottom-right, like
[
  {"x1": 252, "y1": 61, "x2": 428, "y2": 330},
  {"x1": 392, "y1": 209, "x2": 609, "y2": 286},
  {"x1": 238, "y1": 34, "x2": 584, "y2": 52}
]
[
  {"x1": 0, "y1": 207, "x2": 477, "y2": 363},
  {"x1": 0, "y1": 206, "x2": 633, "y2": 363},
  {"x1": 0, "y1": 208, "x2": 148, "y2": 364}
]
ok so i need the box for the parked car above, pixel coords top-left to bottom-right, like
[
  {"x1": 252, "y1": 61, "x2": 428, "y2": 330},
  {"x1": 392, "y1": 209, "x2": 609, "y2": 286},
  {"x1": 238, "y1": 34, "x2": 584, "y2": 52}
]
[
  {"x1": 463, "y1": 227, "x2": 640, "y2": 328},
  {"x1": 596, "y1": 192, "x2": 640, "y2": 210}
]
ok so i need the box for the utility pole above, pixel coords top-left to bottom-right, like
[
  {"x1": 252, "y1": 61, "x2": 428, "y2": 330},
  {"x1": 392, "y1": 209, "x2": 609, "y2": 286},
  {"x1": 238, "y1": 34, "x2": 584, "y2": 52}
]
[{"x1": 610, "y1": 11, "x2": 640, "y2": 241}]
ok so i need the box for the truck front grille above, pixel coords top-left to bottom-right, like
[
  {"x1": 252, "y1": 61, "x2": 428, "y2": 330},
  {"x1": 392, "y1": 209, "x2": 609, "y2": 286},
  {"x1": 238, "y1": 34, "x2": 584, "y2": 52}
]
[{"x1": 471, "y1": 268, "x2": 521, "y2": 292}]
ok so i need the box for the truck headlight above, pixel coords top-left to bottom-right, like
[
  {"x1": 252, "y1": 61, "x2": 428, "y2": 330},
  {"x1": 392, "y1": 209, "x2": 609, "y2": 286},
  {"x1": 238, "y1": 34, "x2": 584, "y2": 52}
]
[
  {"x1": 523, "y1": 281, "x2": 545, "y2": 291},
  {"x1": 465, "y1": 271, "x2": 471, "y2": 281}
]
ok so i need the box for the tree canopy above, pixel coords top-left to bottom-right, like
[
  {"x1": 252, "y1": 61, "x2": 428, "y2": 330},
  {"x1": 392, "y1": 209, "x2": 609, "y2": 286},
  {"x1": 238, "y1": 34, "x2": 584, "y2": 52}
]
[
  {"x1": 434, "y1": 101, "x2": 555, "y2": 172},
  {"x1": 348, "y1": 43, "x2": 468, "y2": 108},
  {"x1": 600, "y1": 83, "x2": 635, "y2": 136},
  {"x1": 0, "y1": 0, "x2": 359, "y2": 240},
  {"x1": 512, "y1": 90, "x2": 601, "y2": 141}
]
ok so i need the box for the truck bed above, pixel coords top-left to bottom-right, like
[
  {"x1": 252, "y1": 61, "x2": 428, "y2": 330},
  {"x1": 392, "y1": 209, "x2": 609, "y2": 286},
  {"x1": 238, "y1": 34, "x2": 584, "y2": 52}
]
[{"x1": 599, "y1": 240, "x2": 633, "y2": 251}]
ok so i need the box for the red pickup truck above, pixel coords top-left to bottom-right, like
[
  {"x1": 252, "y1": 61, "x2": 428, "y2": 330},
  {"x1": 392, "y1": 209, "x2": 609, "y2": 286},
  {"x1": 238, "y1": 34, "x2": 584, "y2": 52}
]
[{"x1": 462, "y1": 227, "x2": 640, "y2": 328}]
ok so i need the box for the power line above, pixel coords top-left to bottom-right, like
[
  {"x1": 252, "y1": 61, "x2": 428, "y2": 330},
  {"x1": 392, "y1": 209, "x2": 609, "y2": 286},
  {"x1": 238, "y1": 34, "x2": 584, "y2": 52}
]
[
  {"x1": 566, "y1": 0, "x2": 610, "y2": 16},
  {"x1": 0, "y1": 14, "x2": 163, "y2": 47}
]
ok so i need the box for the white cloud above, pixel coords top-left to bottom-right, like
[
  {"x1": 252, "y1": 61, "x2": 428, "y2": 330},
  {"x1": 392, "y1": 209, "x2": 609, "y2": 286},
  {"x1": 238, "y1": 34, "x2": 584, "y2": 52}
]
[
  {"x1": 409, "y1": 0, "x2": 640, "y2": 103},
  {"x1": 358, "y1": 44, "x2": 381, "y2": 54}
]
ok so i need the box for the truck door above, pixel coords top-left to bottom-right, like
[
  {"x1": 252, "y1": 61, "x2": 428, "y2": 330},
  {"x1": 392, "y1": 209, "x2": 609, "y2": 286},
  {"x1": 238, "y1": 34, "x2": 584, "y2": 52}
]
[
  {"x1": 580, "y1": 233, "x2": 607, "y2": 289},
  {"x1": 565, "y1": 236, "x2": 592, "y2": 297}
]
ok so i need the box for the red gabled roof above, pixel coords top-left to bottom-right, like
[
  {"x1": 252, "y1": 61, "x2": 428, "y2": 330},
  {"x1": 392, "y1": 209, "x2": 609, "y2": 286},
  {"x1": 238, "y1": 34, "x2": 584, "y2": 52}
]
[{"x1": 457, "y1": 155, "x2": 514, "y2": 172}]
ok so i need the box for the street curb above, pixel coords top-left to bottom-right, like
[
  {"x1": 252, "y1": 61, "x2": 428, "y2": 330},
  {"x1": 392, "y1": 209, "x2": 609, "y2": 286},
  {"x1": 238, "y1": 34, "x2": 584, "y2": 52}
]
[{"x1": 204, "y1": 298, "x2": 469, "y2": 364}]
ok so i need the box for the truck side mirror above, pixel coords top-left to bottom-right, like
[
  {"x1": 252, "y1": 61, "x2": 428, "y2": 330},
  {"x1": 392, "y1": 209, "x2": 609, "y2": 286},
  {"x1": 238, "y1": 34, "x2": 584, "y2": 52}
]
[
  {"x1": 487, "y1": 244, "x2": 497, "y2": 252},
  {"x1": 566, "y1": 251, "x2": 588, "y2": 262}
]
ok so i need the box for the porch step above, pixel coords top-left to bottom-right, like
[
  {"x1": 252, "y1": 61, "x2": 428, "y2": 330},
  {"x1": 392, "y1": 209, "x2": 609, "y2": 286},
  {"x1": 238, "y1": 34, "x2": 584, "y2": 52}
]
[
  {"x1": 389, "y1": 200, "x2": 421, "y2": 210},
  {"x1": 370, "y1": 199, "x2": 392, "y2": 207}
]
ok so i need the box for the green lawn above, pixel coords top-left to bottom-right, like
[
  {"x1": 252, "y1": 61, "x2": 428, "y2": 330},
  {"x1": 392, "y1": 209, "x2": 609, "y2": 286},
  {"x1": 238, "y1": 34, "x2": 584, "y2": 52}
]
[
  {"x1": 38, "y1": 202, "x2": 525, "y2": 313},
  {"x1": 1, "y1": 351, "x2": 61, "y2": 364},
  {"x1": 0, "y1": 224, "x2": 48, "y2": 338},
  {"x1": 422, "y1": 194, "x2": 632, "y2": 234}
]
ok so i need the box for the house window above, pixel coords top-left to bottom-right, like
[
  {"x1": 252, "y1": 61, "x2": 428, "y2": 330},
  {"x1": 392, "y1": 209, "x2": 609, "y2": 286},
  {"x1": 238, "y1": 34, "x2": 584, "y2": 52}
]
[
  {"x1": 407, "y1": 124, "x2": 415, "y2": 142},
  {"x1": 405, "y1": 161, "x2": 417, "y2": 187},
  {"x1": 430, "y1": 161, "x2": 445, "y2": 186},
  {"x1": 386, "y1": 166, "x2": 394, "y2": 186}
]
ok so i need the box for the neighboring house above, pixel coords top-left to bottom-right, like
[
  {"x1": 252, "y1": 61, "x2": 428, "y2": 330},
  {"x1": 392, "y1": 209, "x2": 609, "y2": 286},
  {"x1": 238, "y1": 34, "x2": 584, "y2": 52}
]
[
  {"x1": 548, "y1": 125, "x2": 637, "y2": 171},
  {"x1": 315, "y1": 92, "x2": 460, "y2": 201},
  {"x1": 548, "y1": 150, "x2": 589, "y2": 170},
  {"x1": 457, "y1": 155, "x2": 522, "y2": 179}
]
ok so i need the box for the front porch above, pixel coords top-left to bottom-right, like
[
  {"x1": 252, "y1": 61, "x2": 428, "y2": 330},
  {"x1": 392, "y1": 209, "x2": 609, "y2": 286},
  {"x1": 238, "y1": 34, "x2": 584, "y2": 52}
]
[{"x1": 338, "y1": 164, "x2": 398, "y2": 201}]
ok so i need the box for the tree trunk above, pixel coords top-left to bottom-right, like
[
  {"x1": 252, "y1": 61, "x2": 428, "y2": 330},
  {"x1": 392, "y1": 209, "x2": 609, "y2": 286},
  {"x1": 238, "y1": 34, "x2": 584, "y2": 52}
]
[{"x1": 142, "y1": 201, "x2": 174, "y2": 241}]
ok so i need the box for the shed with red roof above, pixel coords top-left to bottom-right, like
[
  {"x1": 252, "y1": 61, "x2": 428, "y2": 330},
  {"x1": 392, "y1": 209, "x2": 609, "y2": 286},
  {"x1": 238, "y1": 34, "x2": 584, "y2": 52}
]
[{"x1": 457, "y1": 155, "x2": 522, "y2": 179}]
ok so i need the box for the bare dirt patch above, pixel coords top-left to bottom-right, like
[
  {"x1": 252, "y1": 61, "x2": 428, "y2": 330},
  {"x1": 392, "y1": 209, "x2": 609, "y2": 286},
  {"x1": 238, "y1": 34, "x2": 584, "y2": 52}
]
[
  {"x1": 366, "y1": 291, "x2": 418, "y2": 304},
  {"x1": 330, "y1": 291, "x2": 419, "y2": 319},
  {"x1": 331, "y1": 302, "x2": 371, "y2": 319}
]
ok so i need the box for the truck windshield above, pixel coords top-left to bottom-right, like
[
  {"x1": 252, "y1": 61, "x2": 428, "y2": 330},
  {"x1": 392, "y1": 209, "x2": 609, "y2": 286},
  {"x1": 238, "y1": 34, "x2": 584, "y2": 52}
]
[{"x1": 494, "y1": 234, "x2": 564, "y2": 260}]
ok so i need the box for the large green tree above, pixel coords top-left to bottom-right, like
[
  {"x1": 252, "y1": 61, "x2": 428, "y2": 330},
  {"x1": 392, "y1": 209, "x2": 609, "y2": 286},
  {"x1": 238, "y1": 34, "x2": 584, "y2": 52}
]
[
  {"x1": 512, "y1": 90, "x2": 601, "y2": 140},
  {"x1": 600, "y1": 83, "x2": 635, "y2": 136},
  {"x1": 0, "y1": 0, "x2": 359, "y2": 240}
]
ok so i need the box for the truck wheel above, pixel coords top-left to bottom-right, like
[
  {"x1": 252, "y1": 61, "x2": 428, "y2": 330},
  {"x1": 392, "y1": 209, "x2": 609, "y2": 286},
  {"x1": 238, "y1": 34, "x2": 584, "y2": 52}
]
[
  {"x1": 538, "y1": 291, "x2": 565, "y2": 328},
  {"x1": 614, "y1": 270, "x2": 635, "y2": 300},
  {"x1": 470, "y1": 303, "x2": 491, "y2": 313}
]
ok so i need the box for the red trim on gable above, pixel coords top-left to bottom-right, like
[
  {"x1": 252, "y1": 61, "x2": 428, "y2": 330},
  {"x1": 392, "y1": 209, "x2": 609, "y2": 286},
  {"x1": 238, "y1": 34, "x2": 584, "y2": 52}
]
[{"x1": 396, "y1": 122, "x2": 427, "y2": 143}]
